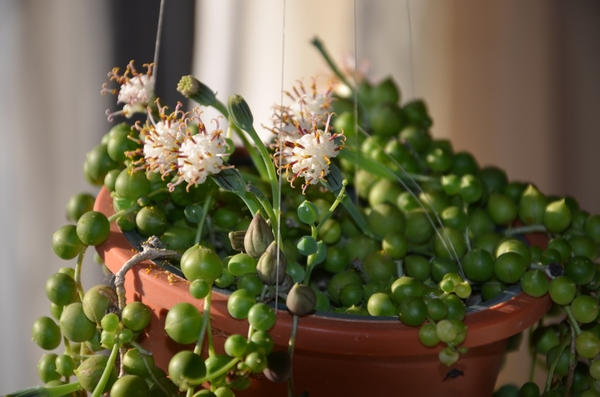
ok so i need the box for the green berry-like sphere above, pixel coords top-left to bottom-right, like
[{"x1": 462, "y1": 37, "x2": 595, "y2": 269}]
[
  {"x1": 181, "y1": 245, "x2": 223, "y2": 283},
  {"x1": 32, "y1": 316, "x2": 62, "y2": 350},
  {"x1": 66, "y1": 193, "x2": 96, "y2": 222},
  {"x1": 76, "y1": 211, "x2": 110, "y2": 246},
  {"x1": 60, "y1": 302, "x2": 97, "y2": 343},
  {"x1": 52, "y1": 225, "x2": 85, "y2": 260}
]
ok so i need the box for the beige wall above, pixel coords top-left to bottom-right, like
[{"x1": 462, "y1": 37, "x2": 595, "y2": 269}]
[
  {"x1": 444, "y1": 1, "x2": 600, "y2": 388},
  {"x1": 446, "y1": 1, "x2": 600, "y2": 215}
]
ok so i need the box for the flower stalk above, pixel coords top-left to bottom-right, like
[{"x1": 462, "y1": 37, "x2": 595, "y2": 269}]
[
  {"x1": 5, "y1": 382, "x2": 83, "y2": 397},
  {"x1": 193, "y1": 288, "x2": 213, "y2": 357},
  {"x1": 228, "y1": 94, "x2": 281, "y2": 220},
  {"x1": 91, "y1": 341, "x2": 121, "y2": 397}
]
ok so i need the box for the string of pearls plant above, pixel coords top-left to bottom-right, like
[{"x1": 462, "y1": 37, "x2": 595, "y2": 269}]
[{"x1": 8, "y1": 38, "x2": 600, "y2": 397}]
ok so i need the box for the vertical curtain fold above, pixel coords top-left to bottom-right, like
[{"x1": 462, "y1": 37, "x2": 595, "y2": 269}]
[{"x1": 0, "y1": 0, "x2": 112, "y2": 391}]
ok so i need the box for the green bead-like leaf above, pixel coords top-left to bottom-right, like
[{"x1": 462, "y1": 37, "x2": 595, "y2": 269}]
[{"x1": 184, "y1": 203, "x2": 204, "y2": 224}]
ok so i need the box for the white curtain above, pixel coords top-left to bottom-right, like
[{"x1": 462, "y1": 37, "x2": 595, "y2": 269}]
[
  {"x1": 192, "y1": 0, "x2": 435, "y2": 141},
  {"x1": 0, "y1": 0, "x2": 110, "y2": 391}
]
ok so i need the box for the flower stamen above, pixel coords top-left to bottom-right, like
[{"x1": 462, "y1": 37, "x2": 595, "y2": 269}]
[{"x1": 102, "y1": 61, "x2": 155, "y2": 121}]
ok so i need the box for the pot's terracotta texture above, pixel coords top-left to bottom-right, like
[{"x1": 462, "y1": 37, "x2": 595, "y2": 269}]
[{"x1": 94, "y1": 187, "x2": 552, "y2": 397}]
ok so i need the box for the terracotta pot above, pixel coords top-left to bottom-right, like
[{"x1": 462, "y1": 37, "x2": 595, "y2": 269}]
[{"x1": 94, "y1": 187, "x2": 552, "y2": 397}]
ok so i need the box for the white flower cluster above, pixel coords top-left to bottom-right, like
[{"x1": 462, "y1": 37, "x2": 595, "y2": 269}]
[
  {"x1": 275, "y1": 114, "x2": 344, "y2": 193},
  {"x1": 267, "y1": 78, "x2": 344, "y2": 192},
  {"x1": 292, "y1": 91, "x2": 332, "y2": 120},
  {"x1": 102, "y1": 61, "x2": 155, "y2": 121},
  {"x1": 118, "y1": 73, "x2": 154, "y2": 117},
  {"x1": 141, "y1": 119, "x2": 185, "y2": 176},
  {"x1": 133, "y1": 104, "x2": 229, "y2": 190},
  {"x1": 175, "y1": 125, "x2": 229, "y2": 188},
  {"x1": 267, "y1": 78, "x2": 334, "y2": 140},
  {"x1": 288, "y1": 128, "x2": 339, "y2": 187}
]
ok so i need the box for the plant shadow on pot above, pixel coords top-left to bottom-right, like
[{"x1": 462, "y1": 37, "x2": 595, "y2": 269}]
[{"x1": 95, "y1": 187, "x2": 552, "y2": 397}]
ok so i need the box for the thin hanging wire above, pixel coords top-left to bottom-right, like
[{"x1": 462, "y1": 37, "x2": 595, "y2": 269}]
[
  {"x1": 348, "y1": 1, "x2": 462, "y2": 271},
  {"x1": 274, "y1": 0, "x2": 287, "y2": 313},
  {"x1": 380, "y1": 1, "x2": 461, "y2": 271},
  {"x1": 352, "y1": 0, "x2": 359, "y2": 203},
  {"x1": 406, "y1": 0, "x2": 416, "y2": 99},
  {"x1": 152, "y1": 0, "x2": 166, "y2": 80},
  {"x1": 355, "y1": 125, "x2": 464, "y2": 274}
]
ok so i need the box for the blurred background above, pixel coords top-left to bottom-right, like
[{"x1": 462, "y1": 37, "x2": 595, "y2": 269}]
[{"x1": 1, "y1": 0, "x2": 599, "y2": 393}]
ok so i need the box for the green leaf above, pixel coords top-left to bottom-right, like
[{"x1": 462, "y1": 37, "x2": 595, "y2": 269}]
[
  {"x1": 211, "y1": 168, "x2": 246, "y2": 193},
  {"x1": 321, "y1": 163, "x2": 380, "y2": 241},
  {"x1": 184, "y1": 203, "x2": 204, "y2": 224},
  {"x1": 320, "y1": 161, "x2": 344, "y2": 193}
]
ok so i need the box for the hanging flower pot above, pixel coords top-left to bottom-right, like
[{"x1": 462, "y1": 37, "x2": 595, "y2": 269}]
[{"x1": 95, "y1": 186, "x2": 552, "y2": 397}]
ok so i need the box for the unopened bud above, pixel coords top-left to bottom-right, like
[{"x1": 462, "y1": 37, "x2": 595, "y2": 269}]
[
  {"x1": 177, "y1": 76, "x2": 216, "y2": 106},
  {"x1": 286, "y1": 283, "x2": 317, "y2": 316},
  {"x1": 263, "y1": 351, "x2": 292, "y2": 383},
  {"x1": 244, "y1": 212, "x2": 274, "y2": 258},
  {"x1": 278, "y1": 274, "x2": 294, "y2": 294},
  {"x1": 228, "y1": 230, "x2": 246, "y2": 252},
  {"x1": 228, "y1": 94, "x2": 254, "y2": 131},
  {"x1": 256, "y1": 242, "x2": 287, "y2": 286}
]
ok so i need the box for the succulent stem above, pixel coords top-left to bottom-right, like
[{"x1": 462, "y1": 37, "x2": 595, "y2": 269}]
[
  {"x1": 114, "y1": 237, "x2": 181, "y2": 310},
  {"x1": 91, "y1": 341, "x2": 121, "y2": 397}
]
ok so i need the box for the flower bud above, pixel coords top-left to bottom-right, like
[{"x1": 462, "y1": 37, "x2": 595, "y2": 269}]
[
  {"x1": 244, "y1": 212, "x2": 274, "y2": 258},
  {"x1": 228, "y1": 94, "x2": 254, "y2": 131},
  {"x1": 228, "y1": 230, "x2": 247, "y2": 252},
  {"x1": 278, "y1": 274, "x2": 294, "y2": 294},
  {"x1": 177, "y1": 76, "x2": 216, "y2": 106},
  {"x1": 256, "y1": 242, "x2": 287, "y2": 286},
  {"x1": 263, "y1": 351, "x2": 292, "y2": 383},
  {"x1": 286, "y1": 283, "x2": 317, "y2": 316}
]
